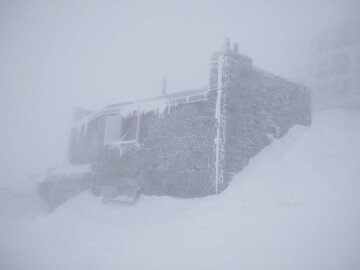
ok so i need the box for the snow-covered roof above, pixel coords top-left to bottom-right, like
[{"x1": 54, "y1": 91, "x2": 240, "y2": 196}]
[
  {"x1": 99, "y1": 87, "x2": 208, "y2": 116},
  {"x1": 73, "y1": 87, "x2": 209, "y2": 136}
]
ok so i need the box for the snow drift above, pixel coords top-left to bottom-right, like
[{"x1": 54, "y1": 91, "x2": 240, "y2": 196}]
[{"x1": 0, "y1": 109, "x2": 360, "y2": 270}]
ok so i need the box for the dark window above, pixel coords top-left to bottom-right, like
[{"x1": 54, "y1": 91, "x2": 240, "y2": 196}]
[
  {"x1": 104, "y1": 112, "x2": 139, "y2": 144},
  {"x1": 121, "y1": 115, "x2": 137, "y2": 141}
]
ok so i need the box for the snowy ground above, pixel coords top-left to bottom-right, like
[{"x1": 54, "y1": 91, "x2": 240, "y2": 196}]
[{"x1": 1, "y1": 109, "x2": 360, "y2": 270}]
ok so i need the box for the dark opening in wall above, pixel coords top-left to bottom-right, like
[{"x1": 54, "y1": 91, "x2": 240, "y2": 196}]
[
  {"x1": 121, "y1": 115, "x2": 137, "y2": 141},
  {"x1": 104, "y1": 113, "x2": 139, "y2": 144}
]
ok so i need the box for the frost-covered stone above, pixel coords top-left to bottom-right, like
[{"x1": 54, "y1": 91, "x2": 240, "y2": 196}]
[{"x1": 66, "y1": 40, "x2": 311, "y2": 197}]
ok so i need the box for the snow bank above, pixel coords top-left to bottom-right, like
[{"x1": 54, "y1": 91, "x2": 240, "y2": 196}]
[{"x1": 1, "y1": 109, "x2": 360, "y2": 270}]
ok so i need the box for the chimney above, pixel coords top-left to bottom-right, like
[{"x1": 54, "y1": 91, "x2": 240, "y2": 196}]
[
  {"x1": 234, "y1": 42, "x2": 238, "y2": 53},
  {"x1": 223, "y1": 37, "x2": 230, "y2": 51},
  {"x1": 161, "y1": 76, "x2": 167, "y2": 96}
]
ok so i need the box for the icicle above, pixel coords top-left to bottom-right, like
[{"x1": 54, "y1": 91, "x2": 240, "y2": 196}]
[{"x1": 120, "y1": 98, "x2": 173, "y2": 118}]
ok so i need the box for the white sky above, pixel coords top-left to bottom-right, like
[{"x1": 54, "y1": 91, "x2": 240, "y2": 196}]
[{"x1": 0, "y1": 0, "x2": 358, "y2": 189}]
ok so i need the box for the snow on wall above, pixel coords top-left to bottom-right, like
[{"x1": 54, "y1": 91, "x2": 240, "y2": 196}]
[
  {"x1": 214, "y1": 53, "x2": 227, "y2": 194},
  {"x1": 215, "y1": 55, "x2": 223, "y2": 122},
  {"x1": 222, "y1": 48, "x2": 311, "y2": 183}
]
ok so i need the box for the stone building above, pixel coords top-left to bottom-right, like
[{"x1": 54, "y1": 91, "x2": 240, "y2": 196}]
[{"x1": 64, "y1": 39, "x2": 311, "y2": 199}]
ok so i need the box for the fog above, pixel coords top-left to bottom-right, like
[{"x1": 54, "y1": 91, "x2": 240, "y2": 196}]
[
  {"x1": 0, "y1": 0, "x2": 357, "y2": 189},
  {"x1": 1, "y1": 1, "x2": 360, "y2": 269}
]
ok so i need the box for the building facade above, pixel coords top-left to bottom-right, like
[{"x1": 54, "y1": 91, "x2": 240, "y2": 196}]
[{"x1": 64, "y1": 39, "x2": 311, "y2": 198}]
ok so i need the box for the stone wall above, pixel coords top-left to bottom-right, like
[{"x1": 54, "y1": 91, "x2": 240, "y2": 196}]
[
  {"x1": 94, "y1": 99, "x2": 218, "y2": 197},
  {"x1": 217, "y1": 47, "x2": 311, "y2": 188}
]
